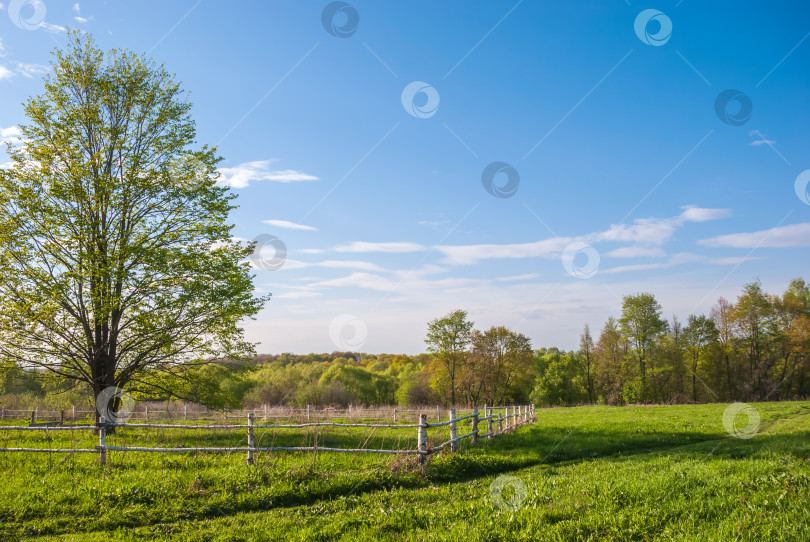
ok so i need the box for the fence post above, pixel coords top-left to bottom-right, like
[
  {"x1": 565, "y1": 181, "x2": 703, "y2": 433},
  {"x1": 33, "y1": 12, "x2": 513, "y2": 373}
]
[
  {"x1": 504, "y1": 408, "x2": 509, "y2": 431},
  {"x1": 449, "y1": 409, "x2": 458, "y2": 452},
  {"x1": 247, "y1": 413, "x2": 254, "y2": 465},
  {"x1": 436, "y1": 406, "x2": 440, "y2": 423},
  {"x1": 1, "y1": 406, "x2": 4, "y2": 419},
  {"x1": 34, "y1": 406, "x2": 38, "y2": 422},
  {"x1": 471, "y1": 408, "x2": 479, "y2": 446},
  {"x1": 98, "y1": 415, "x2": 107, "y2": 465},
  {"x1": 145, "y1": 405, "x2": 149, "y2": 421},
  {"x1": 184, "y1": 403, "x2": 188, "y2": 421},
  {"x1": 307, "y1": 405, "x2": 311, "y2": 422},
  {"x1": 487, "y1": 410, "x2": 494, "y2": 438},
  {"x1": 418, "y1": 413, "x2": 427, "y2": 465},
  {"x1": 72, "y1": 404, "x2": 76, "y2": 420},
  {"x1": 264, "y1": 404, "x2": 268, "y2": 419},
  {"x1": 512, "y1": 406, "x2": 516, "y2": 429},
  {"x1": 498, "y1": 413, "x2": 503, "y2": 434},
  {"x1": 393, "y1": 409, "x2": 397, "y2": 423}
]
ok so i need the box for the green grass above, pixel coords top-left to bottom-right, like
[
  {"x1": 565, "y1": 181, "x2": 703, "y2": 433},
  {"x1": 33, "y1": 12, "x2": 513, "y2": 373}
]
[{"x1": 1, "y1": 402, "x2": 808, "y2": 541}]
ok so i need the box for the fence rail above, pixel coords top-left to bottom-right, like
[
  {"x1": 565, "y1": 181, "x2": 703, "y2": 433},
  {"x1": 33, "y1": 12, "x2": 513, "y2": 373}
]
[{"x1": 0, "y1": 405, "x2": 536, "y2": 465}]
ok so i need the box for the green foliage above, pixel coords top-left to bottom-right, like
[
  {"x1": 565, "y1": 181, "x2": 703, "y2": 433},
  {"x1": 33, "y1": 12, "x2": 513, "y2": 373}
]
[
  {"x1": 425, "y1": 309, "x2": 474, "y2": 405},
  {"x1": 530, "y1": 349, "x2": 586, "y2": 406},
  {"x1": 0, "y1": 32, "x2": 266, "y2": 406}
]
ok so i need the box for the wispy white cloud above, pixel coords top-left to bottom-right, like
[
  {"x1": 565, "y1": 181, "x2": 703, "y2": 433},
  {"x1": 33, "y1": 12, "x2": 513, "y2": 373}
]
[
  {"x1": 14, "y1": 62, "x2": 48, "y2": 78},
  {"x1": 437, "y1": 206, "x2": 730, "y2": 265},
  {"x1": 748, "y1": 130, "x2": 776, "y2": 146},
  {"x1": 604, "y1": 246, "x2": 667, "y2": 259},
  {"x1": 262, "y1": 219, "x2": 316, "y2": 231},
  {"x1": 282, "y1": 259, "x2": 386, "y2": 272},
  {"x1": 334, "y1": 241, "x2": 426, "y2": 253},
  {"x1": 495, "y1": 273, "x2": 541, "y2": 282},
  {"x1": 601, "y1": 253, "x2": 702, "y2": 274},
  {"x1": 217, "y1": 160, "x2": 318, "y2": 188},
  {"x1": 698, "y1": 223, "x2": 810, "y2": 248},
  {"x1": 437, "y1": 238, "x2": 572, "y2": 265},
  {"x1": 298, "y1": 248, "x2": 326, "y2": 255},
  {"x1": 0, "y1": 65, "x2": 12, "y2": 80},
  {"x1": 274, "y1": 290, "x2": 322, "y2": 299},
  {"x1": 0, "y1": 125, "x2": 21, "y2": 143},
  {"x1": 39, "y1": 22, "x2": 66, "y2": 33}
]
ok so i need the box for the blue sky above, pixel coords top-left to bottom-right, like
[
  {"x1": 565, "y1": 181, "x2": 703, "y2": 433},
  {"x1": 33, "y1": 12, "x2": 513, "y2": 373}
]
[{"x1": 1, "y1": 1, "x2": 809, "y2": 354}]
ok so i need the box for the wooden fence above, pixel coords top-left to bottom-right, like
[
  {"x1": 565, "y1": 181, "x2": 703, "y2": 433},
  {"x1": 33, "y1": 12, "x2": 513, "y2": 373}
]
[{"x1": 0, "y1": 405, "x2": 536, "y2": 465}]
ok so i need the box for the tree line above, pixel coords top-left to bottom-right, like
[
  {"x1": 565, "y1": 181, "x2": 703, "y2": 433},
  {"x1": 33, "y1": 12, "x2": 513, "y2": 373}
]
[
  {"x1": 536, "y1": 278, "x2": 810, "y2": 405},
  {"x1": 5, "y1": 277, "x2": 806, "y2": 410}
]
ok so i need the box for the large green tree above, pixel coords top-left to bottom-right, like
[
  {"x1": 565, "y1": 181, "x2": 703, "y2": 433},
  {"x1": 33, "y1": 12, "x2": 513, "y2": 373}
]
[
  {"x1": 619, "y1": 293, "x2": 667, "y2": 401},
  {"x1": 425, "y1": 309, "x2": 473, "y2": 406},
  {"x1": 0, "y1": 33, "x2": 266, "y2": 413}
]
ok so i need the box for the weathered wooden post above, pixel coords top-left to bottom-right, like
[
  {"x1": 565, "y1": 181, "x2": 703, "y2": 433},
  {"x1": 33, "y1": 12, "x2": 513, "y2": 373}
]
[
  {"x1": 498, "y1": 412, "x2": 504, "y2": 434},
  {"x1": 393, "y1": 409, "x2": 397, "y2": 423},
  {"x1": 98, "y1": 415, "x2": 107, "y2": 465},
  {"x1": 504, "y1": 407, "x2": 509, "y2": 431},
  {"x1": 264, "y1": 404, "x2": 268, "y2": 418},
  {"x1": 184, "y1": 403, "x2": 188, "y2": 421},
  {"x1": 307, "y1": 404, "x2": 311, "y2": 422},
  {"x1": 449, "y1": 409, "x2": 458, "y2": 452},
  {"x1": 512, "y1": 406, "x2": 516, "y2": 429},
  {"x1": 72, "y1": 404, "x2": 76, "y2": 420},
  {"x1": 436, "y1": 405, "x2": 440, "y2": 423},
  {"x1": 247, "y1": 413, "x2": 255, "y2": 465},
  {"x1": 34, "y1": 406, "x2": 38, "y2": 422},
  {"x1": 145, "y1": 405, "x2": 149, "y2": 420},
  {"x1": 418, "y1": 413, "x2": 428, "y2": 465},
  {"x1": 60, "y1": 410, "x2": 65, "y2": 425},
  {"x1": 1, "y1": 406, "x2": 4, "y2": 419},
  {"x1": 471, "y1": 408, "x2": 479, "y2": 446},
  {"x1": 30, "y1": 411, "x2": 35, "y2": 425},
  {"x1": 487, "y1": 409, "x2": 494, "y2": 438}
]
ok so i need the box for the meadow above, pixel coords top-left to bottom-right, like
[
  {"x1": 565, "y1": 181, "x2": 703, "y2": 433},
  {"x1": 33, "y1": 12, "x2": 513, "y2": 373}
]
[{"x1": 0, "y1": 402, "x2": 808, "y2": 541}]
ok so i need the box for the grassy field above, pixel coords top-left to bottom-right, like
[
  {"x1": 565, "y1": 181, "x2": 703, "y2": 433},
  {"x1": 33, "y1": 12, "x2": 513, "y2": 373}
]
[{"x1": 0, "y1": 402, "x2": 808, "y2": 541}]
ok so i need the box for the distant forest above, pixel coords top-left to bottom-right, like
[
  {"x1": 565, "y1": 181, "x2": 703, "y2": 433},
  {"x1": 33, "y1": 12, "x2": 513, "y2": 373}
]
[{"x1": 2, "y1": 278, "x2": 808, "y2": 409}]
